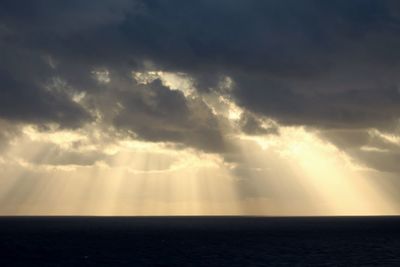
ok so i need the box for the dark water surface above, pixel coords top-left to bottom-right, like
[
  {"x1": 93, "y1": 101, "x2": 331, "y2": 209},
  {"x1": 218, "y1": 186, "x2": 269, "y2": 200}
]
[{"x1": 0, "y1": 216, "x2": 400, "y2": 266}]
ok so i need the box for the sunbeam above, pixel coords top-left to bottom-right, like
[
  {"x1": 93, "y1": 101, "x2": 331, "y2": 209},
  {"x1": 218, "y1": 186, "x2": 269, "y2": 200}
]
[{"x1": 1, "y1": 124, "x2": 398, "y2": 216}]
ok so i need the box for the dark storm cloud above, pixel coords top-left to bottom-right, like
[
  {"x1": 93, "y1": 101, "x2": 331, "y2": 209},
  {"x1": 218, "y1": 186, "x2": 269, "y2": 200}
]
[
  {"x1": 320, "y1": 129, "x2": 371, "y2": 149},
  {"x1": 110, "y1": 79, "x2": 225, "y2": 153},
  {"x1": 0, "y1": 35, "x2": 91, "y2": 127},
  {"x1": 351, "y1": 150, "x2": 400, "y2": 173},
  {"x1": 123, "y1": 0, "x2": 400, "y2": 130},
  {"x1": 233, "y1": 74, "x2": 400, "y2": 129},
  {"x1": 239, "y1": 112, "x2": 279, "y2": 136},
  {"x1": 320, "y1": 129, "x2": 400, "y2": 173},
  {"x1": 2, "y1": 0, "x2": 400, "y2": 152},
  {"x1": 0, "y1": 0, "x2": 137, "y2": 127},
  {"x1": 73, "y1": 69, "x2": 226, "y2": 152}
]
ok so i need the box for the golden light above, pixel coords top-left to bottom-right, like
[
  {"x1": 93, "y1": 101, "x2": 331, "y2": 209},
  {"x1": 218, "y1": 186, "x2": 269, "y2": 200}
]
[
  {"x1": 0, "y1": 94, "x2": 399, "y2": 216},
  {"x1": 234, "y1": 127, "x2": 397, "y2": 215},
  {"x1": 0, "y1": 125, "x2": 242, "y2": 215}
]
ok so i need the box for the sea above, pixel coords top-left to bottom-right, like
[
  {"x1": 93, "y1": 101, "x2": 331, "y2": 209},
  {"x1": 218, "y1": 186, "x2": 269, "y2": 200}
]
[{"x1": 0, "y1": 216, "x2": 399, "y2": 266}]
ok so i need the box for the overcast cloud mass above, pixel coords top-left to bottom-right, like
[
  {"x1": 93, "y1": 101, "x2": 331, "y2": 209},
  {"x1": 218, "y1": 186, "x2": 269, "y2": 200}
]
[{"x1": 1, "y1": 0, "x2": 400, "y2": 215}]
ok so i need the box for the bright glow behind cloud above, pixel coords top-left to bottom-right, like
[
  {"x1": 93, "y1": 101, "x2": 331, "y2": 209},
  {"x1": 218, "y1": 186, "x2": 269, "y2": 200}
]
[
  {"x1": 0, "y1": 71, "x2": 398, "y2": 216},
  {"x1": 0, "y1": 116, "x2": 397, "y2": 215}
]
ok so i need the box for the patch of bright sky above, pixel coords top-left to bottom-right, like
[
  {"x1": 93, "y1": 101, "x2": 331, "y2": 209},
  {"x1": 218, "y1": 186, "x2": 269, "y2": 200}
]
[
  {"x1": 133, "y1": 71, "x2": 195, "y2": 96},
  {"x1": 92, "y1": 68, "x2": 111, "y2": 84}
]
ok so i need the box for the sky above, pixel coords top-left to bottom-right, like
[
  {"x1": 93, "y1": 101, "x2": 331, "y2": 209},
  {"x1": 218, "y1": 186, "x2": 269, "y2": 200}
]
[{"x1": 1, "y1": 0, "x2": 400, "y2": 215}]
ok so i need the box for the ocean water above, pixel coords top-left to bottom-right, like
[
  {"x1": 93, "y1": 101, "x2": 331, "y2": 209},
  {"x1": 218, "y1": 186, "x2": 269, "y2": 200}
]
[{"x1": 0, "y1": 216, "x2": 399, "y2": 266}]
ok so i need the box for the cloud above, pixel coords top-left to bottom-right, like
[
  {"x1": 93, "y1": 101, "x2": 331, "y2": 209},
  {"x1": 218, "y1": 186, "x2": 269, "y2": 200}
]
[
  {"x1": 0, "y1": 119, "x2": 20, "y2": 151},
  {"x1": 0, "y1": 19, "x2": 91, "y2": 127},
  {"x1": 123, "y1": 0, "x2": 400, "y2": 130},
  {"x1": 352, "y1": 150, "x2": 400, "y2": 173},
  {"x1": 110, "y1": 79, "x2": 226, "y2": 152},
  {"x1": 238, "y1": 111, "x2": 279, "y2": 136},
  {"x1": 320, "y1": 129, "x2": 400, "y2": 173},
  {"x1": 1, "y1": 0, "x2": 400, "y2": 153}
]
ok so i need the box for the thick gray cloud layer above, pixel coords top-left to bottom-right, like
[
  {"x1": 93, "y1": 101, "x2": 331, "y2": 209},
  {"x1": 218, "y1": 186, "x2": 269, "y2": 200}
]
[
  {"x1": 98, "y1": 77, "x2": 225, "y2": 153},
  {"x1": 1, "y1": 0, "x2": 400, "y2": 155},
  {"x1": 321, "y1": 129, "x2": 400, "y2": 173}
]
